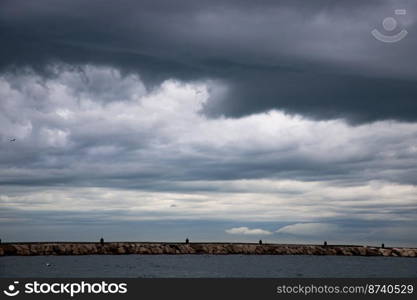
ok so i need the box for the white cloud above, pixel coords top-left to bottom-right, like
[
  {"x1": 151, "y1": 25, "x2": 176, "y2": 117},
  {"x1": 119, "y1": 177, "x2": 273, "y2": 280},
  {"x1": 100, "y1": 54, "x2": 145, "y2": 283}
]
[
  {"x1": 2, "y1": 65, "x2": 417, "y2": 183},
  {"x1": 225, "y1": 227, "x2": 272, "y2": 235},
  {"x1": 276, "y1": 223, "x2": 339, "y2": 236}
]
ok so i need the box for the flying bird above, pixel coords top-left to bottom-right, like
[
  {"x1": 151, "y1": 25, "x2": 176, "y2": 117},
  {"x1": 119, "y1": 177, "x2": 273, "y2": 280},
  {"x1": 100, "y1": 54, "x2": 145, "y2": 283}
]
[{"x1": 9, "y1": 138, "x2": 16, "y2": 142}]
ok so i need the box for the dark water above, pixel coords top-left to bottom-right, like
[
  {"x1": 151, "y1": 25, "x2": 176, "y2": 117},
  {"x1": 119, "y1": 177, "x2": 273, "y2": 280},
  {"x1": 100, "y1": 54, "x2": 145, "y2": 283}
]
[{"x1": 1, "y1": 255, "x2": 417, "y2": 278}]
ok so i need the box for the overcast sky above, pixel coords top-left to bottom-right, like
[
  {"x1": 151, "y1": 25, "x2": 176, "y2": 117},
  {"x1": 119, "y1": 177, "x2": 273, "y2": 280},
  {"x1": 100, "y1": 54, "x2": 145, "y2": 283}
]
[{"x1": 1, "y1": 0, "x2": 417, "y2": 245}]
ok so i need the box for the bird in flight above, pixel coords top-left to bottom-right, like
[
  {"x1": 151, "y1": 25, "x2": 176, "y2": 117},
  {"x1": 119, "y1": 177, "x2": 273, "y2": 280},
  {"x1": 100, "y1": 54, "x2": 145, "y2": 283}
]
[{"x1": 9, "y1": 138, "x2": 16, "y2": 142}]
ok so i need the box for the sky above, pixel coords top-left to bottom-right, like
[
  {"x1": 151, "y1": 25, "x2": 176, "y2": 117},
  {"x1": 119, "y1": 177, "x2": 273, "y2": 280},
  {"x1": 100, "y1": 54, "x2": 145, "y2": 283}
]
[{"x1": 0, "y1": 0, "x2": 417, "y2": 245}]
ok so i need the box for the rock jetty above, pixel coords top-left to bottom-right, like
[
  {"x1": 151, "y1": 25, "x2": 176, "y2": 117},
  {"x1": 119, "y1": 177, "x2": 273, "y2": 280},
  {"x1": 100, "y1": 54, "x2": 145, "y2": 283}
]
[{"x1": 1, "y1": 243, "x2": 416, "y2": 257}]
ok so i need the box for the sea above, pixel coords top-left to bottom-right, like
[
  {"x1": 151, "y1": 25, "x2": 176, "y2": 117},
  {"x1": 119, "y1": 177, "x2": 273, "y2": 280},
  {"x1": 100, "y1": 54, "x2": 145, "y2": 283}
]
[{"x1": 1, "y1": 255, "x2": 416, "y2": 278}]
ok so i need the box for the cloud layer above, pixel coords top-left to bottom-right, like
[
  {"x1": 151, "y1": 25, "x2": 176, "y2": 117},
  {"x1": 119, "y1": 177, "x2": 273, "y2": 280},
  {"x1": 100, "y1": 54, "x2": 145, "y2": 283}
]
[
  {"x1": 0, "y1": 65, "x2": 416, "y2": 244},
  {"x1": 276, "y1": 223, "x2": 338, "y2": 236},
  {"x1": 1, "y1": 65, "x2": 417, "y2": 186},
  {"x1": 1, "y1": 0, "x2": 417, "y2": 122}
]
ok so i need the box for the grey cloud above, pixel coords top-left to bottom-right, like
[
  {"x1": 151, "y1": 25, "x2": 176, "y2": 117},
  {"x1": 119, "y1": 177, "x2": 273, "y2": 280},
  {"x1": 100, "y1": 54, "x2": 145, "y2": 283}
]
[
  {"x1": 1, "y1": 66, "x2": 417, "y2": 190},
  {"x1": 1, "y1": 0, "x2": 417, "y2": 122}
]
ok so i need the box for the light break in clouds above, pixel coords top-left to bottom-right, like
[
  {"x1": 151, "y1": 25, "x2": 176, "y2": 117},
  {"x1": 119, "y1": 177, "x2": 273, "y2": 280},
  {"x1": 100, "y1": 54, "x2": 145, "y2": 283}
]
[{"x1": 226, "y1": 227, "x2": 272, "y2": 236}]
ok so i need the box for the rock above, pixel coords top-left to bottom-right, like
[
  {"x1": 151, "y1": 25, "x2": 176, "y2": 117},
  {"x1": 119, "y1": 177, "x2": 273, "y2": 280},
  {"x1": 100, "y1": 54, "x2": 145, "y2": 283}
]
[
  {"x1": 15, "y1": 245, "x2": 30, "y2": 256},
  {"x1": 341, "y1": 248, "x2": 353, "y2": 256},
  {"x1": 379, "y1": 249, "x2": 392, "y2": 257},
  {"x1": 2, "y1": 244, "x2": 18, "y2": 255},
  {"x1": 138, "y1": 246, "x2": 149, "y2": 254},
  {"x1": 392, "y1": 248, "x2": 402, "y2": 257},
  {"x1": 152, "y1": 247, "x2": 163, "y2": 254},
  {"x1": 191, "y1": 244, "x2": 207, "y2": 254},
  {"x1": 1, "y1": 243, "x2": 416, "y2": 257},
  {"x1": 365, "y1": 247, "x2": 379, "y2": 256},
  {"x1": 327, "y1": 248, "x2": 337, "y2": 255},
  {"x1": 116, "y1": 247, "x2": 126, "y2": 254},
  {"x1": 357, "y1": 247, "x2": 367, "y2": 256},
  {"x1": 398, "y1": 248, "x2": 416, "y2": 257}
]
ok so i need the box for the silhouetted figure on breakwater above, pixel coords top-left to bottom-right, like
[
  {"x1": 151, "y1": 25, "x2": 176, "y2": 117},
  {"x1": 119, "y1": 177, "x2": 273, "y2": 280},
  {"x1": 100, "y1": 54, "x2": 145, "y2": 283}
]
[
  {"x1": 324, "y1": 241, "x2": 327, "y2": 247},
  {"x1": 381, "y1": 243, "x2": 385, "y2": 248},
  {"x1": 100, "y1": 237, "x2": 104, "y2": 245},
  {"x1": 185, "y1": 238, "x2": 189, "y2": 244},
  {"x1": 259, "y1": 240, "x2": 263, "y2": 245}
]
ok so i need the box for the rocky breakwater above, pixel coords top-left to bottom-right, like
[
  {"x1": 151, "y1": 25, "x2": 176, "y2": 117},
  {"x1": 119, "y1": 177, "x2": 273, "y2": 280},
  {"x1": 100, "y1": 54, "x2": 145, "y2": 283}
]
[{"x1": 0, "y1": 243, "x2": 416, "y2": 257}]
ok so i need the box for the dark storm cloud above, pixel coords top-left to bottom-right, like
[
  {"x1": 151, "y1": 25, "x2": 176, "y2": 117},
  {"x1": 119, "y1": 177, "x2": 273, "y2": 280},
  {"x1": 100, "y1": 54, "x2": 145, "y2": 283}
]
[{"x1": 1, "y1": 0, "x2": 417, "y2": 122}]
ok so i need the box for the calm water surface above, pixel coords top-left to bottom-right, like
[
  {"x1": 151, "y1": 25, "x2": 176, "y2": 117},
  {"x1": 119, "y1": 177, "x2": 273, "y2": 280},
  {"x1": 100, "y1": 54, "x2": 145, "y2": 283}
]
[{"x1": 1, "y1": 255, "x2": 416, "y2": 278}]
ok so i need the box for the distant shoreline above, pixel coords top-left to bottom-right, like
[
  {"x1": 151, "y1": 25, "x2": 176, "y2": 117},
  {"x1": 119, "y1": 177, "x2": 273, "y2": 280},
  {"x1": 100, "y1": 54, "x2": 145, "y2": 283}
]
[{"x1": 1, "y1": 242, "x2": 416, "y2": 257}]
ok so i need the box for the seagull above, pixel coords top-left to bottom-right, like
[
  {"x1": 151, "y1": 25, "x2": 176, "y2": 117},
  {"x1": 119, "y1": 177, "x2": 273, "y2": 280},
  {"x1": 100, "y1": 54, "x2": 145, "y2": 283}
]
[{"x1": 9, "y1": 138, "x2": 16, "y2": 142}]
